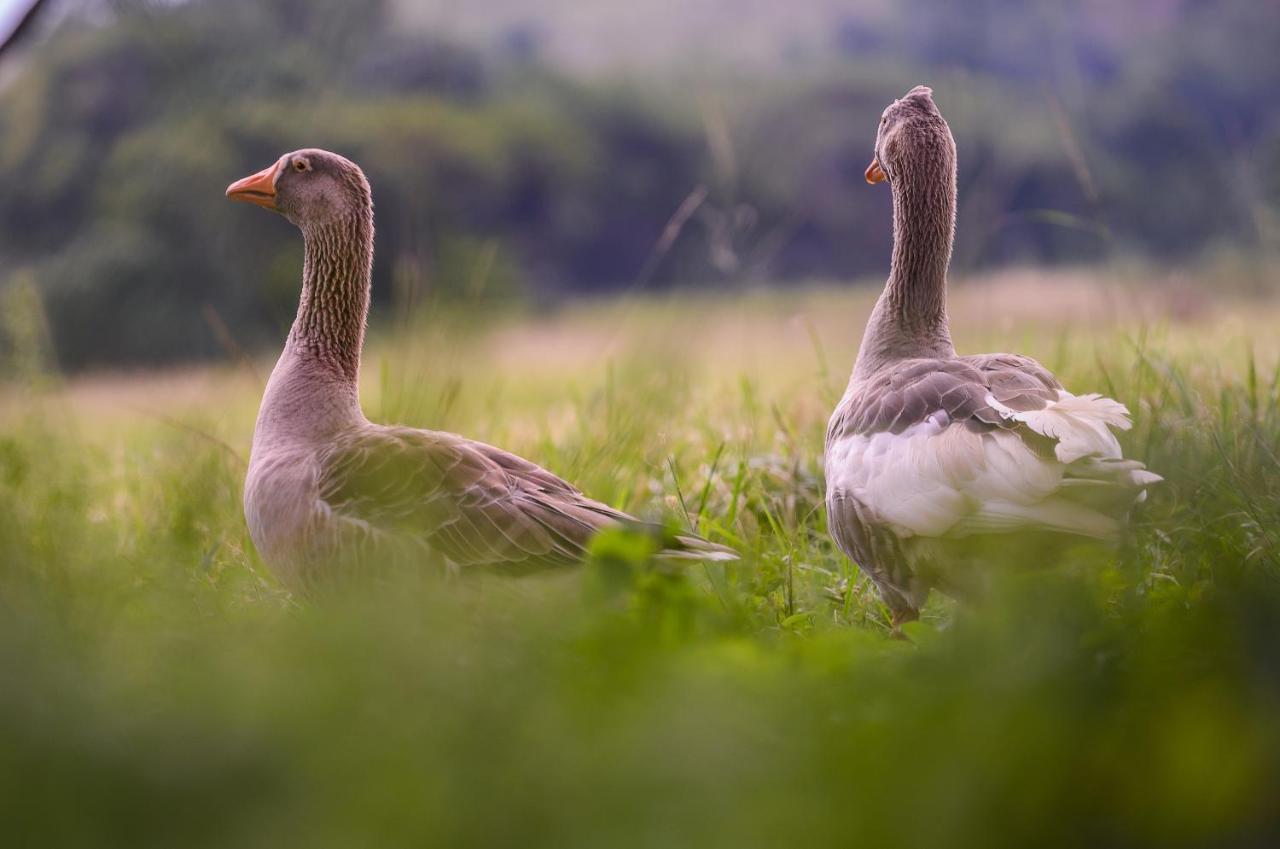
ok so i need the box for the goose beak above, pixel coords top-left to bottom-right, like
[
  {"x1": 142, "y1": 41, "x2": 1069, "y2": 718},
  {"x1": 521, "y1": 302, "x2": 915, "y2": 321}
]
[
  {"x1": 865, "y1": 157, "x2": 887, "y2": 184},
  {"x1": 226, "y1": 163, "x2": 279, "y2": 209}
]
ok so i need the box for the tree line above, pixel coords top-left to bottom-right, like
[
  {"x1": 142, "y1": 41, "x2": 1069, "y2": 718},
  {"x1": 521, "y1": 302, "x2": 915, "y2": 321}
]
[{"x1": 0, "y1": 0, "x2": 1277, "y2": 369}]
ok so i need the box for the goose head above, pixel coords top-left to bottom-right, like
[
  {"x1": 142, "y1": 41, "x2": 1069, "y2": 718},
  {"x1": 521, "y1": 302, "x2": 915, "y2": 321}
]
[
  {"x1": 226, "y1": 148, "x2": 371, "y2": 229},
  {"x1": 865, "y1": 85, "x2": 953, "y2": 186}
]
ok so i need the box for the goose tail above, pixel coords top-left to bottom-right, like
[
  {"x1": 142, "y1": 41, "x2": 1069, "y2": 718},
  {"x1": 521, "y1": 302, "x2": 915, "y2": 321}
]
[{"x1": 659, "y1": 533, "x2": 740, "y2": 562}]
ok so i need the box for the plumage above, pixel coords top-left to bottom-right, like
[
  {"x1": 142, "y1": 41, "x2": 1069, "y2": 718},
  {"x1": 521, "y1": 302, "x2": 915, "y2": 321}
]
[
  {"x1": 825, "y1": 88, "x2": 1159, "y2": 626},
  {"x1": 228, "y1": 149, "x2": 734, "y2": 591},
  {"x1": 316, "y1": 427, "x2": 633, "y2": 568}
]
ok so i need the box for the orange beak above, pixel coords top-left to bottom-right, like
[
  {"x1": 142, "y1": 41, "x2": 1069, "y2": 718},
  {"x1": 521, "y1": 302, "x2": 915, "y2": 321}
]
[
  {"x1": 226, "y1": 162, "x2": 280, "y2": 209},
  {"x1": 865, "y1": 157, "x2": 887, "y2": 184}
]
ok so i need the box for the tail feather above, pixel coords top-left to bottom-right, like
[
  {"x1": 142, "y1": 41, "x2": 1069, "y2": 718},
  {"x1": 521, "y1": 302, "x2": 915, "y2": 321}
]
[
  {"x1": 608, "y1": 514, "x2": 740, "y2": 562},
  {"x1": 659, "y1": 534, "x2": 740, "y2": 562},
  {"x1": 995, "y1": 391, "x2": 1135, "y2": 464},
  {"x1": 967, "y1": 391, "x2": 1160, "y2": 538}
]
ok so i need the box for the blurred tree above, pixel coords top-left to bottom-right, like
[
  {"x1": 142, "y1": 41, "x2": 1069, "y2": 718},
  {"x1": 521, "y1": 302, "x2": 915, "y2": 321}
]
[{"x1": 0, "y1": 0, "x2": 1276, "y2": 369}]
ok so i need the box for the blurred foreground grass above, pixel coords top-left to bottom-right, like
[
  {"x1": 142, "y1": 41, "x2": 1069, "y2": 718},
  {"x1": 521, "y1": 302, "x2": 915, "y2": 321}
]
[{"x1": 2, "y1": 271, "x2": 1280, "y2": 847}]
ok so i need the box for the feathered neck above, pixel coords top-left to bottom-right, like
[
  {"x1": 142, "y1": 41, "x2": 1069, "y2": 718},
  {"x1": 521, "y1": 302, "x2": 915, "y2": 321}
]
[
  {"x1": 289, "y1": 206, "x2": 374, "y2": 384},
  {"x1": 852, "y1": 121, "x2": 957, "y2": 382}
]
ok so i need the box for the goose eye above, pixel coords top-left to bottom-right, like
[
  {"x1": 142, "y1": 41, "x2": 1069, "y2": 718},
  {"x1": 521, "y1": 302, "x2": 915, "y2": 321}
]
[{"x1": 293, "y1": 159, "x2": 309, "y2": 173}]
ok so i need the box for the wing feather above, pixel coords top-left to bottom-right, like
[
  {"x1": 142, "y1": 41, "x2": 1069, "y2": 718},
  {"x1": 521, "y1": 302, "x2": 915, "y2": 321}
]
[{"x1": 317, "y1": 426, "x2": 626, "y2": 569}]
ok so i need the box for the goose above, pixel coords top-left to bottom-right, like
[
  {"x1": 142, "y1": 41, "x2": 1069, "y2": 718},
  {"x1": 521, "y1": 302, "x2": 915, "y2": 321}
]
[
  {"x1": 226, "y1": 149, "x2": 734, "y2": 590},
  {"x1": 825, "y1": 87, "x2": 1159, "y2": 628}
]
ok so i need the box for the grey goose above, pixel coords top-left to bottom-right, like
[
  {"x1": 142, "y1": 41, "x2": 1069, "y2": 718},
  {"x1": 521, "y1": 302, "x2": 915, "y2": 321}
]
[
  {"x1": 825, "y1": 87, "x2": 1160, "y2": 628},
  {"x1": 227, "y1": 149, "x2": 734, "y2": 590}
]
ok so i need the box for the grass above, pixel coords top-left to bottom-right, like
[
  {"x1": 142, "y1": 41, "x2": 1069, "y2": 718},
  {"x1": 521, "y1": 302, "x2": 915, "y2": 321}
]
[{"x1": 2, "y1": 271, "x2": 1280, "y2": 848}]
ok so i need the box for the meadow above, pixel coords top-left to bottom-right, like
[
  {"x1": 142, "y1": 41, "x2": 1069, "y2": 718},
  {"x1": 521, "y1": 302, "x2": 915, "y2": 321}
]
[{"x1": 2, "y1": 269, "x2": 1280, "y2": 847}]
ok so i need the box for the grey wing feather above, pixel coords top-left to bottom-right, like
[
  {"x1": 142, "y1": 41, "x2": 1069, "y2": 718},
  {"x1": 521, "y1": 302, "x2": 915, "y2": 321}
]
[
  {"x1": 961, "y1": 353, "x2": 1062, "y2": 410},
  {"x1": 317, "y1": 426, "x2": 630, "y2": 570},
  {"x1": 828, "y1": 354, "x2": 1063, "y2": 445}
]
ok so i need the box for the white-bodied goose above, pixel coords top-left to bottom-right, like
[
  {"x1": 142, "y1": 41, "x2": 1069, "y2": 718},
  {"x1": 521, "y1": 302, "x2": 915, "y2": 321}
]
[
  {"x1": 227, "y1": 149, "x2": 733, "y2": 590},
  {"x1": 825, "y1": 87, "x2": 1159, "y2": 626}
]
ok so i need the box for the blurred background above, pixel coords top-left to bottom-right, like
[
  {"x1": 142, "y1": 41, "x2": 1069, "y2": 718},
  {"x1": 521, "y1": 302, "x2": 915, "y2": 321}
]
[{"x1": 0, "y1": 0, "x2": 1277, "y2": 371}]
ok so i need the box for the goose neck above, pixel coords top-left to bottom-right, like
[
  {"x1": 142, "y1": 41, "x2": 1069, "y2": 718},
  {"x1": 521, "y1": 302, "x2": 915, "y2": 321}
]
[
  {"x1": 290, "y1": 211, "x2": 373, "y2": 384},
  {"x1": 885, "y1": 146, "x2": 954, "y2": 335},
  {"x1": 853, "y1": 136, "x2": 957, "y2": 381}
]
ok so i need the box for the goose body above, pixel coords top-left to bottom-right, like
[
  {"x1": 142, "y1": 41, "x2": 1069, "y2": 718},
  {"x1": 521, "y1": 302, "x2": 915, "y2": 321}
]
[
  {"x1": 228, "y1": 149, "x2": 732, "y2": 590},
  {"x1": 825, "y1": 88, "x2": 1158, "y2": 624}
]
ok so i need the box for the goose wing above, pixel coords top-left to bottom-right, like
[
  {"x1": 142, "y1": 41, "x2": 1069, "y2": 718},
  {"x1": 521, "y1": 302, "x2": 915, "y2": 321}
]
[
  {"x1": 316, "y1": 426, "x2": 632, "y2": 571},
  {"x1": 827, "y1": 354, "x2": 1062, "y2": 443},
  {"x1": 826, "y1": 354, "x2": 1158, "y2": 543}
]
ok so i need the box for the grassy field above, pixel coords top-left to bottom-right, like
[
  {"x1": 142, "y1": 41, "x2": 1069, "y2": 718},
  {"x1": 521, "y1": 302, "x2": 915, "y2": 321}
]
[{"x1": 3, "y1": 270, "x2": 1280, "y2": 847}]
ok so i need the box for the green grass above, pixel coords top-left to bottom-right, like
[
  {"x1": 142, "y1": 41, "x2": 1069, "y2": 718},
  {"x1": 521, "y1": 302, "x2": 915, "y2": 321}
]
[{"x1": 2, "y1": 277, "x2": 1280, "y2": 848}]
